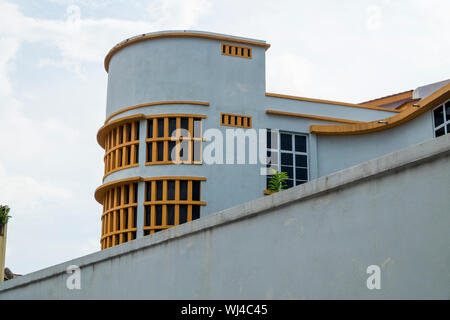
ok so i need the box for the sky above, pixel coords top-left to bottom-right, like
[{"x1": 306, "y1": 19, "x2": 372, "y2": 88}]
[{"x1": 0, "y1": 0, "x2": 449, "y2": 275}]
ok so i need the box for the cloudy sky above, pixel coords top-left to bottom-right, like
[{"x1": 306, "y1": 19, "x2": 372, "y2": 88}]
[{"x1": 1, "y1": 0, "x2": 449, "y2": 275}]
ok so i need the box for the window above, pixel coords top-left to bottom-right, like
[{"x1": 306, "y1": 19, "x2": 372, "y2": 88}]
[
  {"x1": 143, "y1": 177, "x2": 206, "y2": 235},
  {"x1": 221, "y1": 113, "x2": 252, "y2": 128},
  {"x1": 433, "y1": 99, "x2": 450, "y2": 137},
  {"x1": 103, "y1": 121, "x2": 140, "y2": 178},
  {"x1": 146, "y1": 115, "x2": 205, "y2": 165},
  {"x1": 101, "y1": 182, "x2": 138, "y2": 249},
  {"x1": 221, "y1": 43, "x2": 252, "y2": 59},
  {"x1": 266, "y1": 130, "x2": 309, "y2": 189}
]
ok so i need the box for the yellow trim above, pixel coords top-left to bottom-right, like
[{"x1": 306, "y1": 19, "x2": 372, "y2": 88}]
[
  {"x1": 95, "y1": 176, "x2": 142, "y2": 204},
  {"x1": 98, "y1": 113, "x2": 207, "y2": 149},
  {"x1": 265, "y1": 110, "x2": 364, "y2": 124},
  {"x1": 143, "y1": 176, "x2": 206, "y2": 181},
  {"x1": 105, "y1": 32, "x2": 270, "y2": 72},
  {"x1": 360, "y1": 90, "x2": 413, "y2": 108},
  {"x1": 310, "y1": 83, "x2": 450, "y2": 135},
  {"x1": 105, "y1": 101, "x2": 210, "y2": 124},
  {"x1": 266, "y1": 92, "x2": 401, "y2": 113}
]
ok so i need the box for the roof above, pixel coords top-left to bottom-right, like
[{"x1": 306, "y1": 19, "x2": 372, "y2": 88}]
[
  {"x1": 310, "y1": 82, "x2": 450, "y2": 135},
  {"x1": 359, "y1": 90, "x2": 413, "y2": 109}
]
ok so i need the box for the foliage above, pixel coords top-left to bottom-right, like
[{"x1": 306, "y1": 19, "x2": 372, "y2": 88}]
[
  {"x1": 0, "y1": 205, "x2": 11, "y2": 225},
  {"x1": 267, "y1": 169, "x2": 289, "y2": 192}
]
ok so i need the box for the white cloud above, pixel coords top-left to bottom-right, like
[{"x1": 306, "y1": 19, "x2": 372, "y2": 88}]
[
  {"x1": 366, "y1": 5, "x2": 382, "y2": 30},
  {"x1": 147, "y1": 0, "x2": 211, "y2": 29}
]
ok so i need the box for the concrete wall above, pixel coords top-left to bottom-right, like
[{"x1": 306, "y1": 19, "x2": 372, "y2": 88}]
[{"x1": 2, "y1": 134, "x2": 449, "y2": 299}]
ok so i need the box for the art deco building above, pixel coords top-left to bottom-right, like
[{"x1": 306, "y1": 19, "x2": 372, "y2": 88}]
[{"x1": 95, "y1": 30, "x2": 450, "y2": 249}]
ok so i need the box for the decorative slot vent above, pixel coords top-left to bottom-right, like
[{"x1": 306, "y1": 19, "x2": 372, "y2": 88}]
[
  {"x1": 220, "y1": 113, "x2": 252, "y2": 128},
  {"x1": 221, "y1": 43, "x2": 252, "y2": 59}
]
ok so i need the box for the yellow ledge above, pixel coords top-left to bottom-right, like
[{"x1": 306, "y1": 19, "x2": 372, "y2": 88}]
[
  {"x1": 105, "y1": 32, "x2": 271, "y2": 72},
  {"x1": 95, "y1": 176, "x2": 207, "y2": 204},
  {"x1": 97, "y1": 113, "x2": 207, "y2": 149},
  {"x1": 105, "y1": 101, "x2": 210, "y2": 124},
  {"x1": 266, "y1": 92, "x2": 400, "y2": 113},
  {"x1": 310, "y1": 83, "x2": 450, "y2": 136},
  {"x1": 265, "y1": 110, "x2": 363, "y2": 124}
]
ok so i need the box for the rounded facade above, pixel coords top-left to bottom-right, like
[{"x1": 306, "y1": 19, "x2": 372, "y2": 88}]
[{"x1": 95, "y1": 31, "x2": 270, "y2": 249}]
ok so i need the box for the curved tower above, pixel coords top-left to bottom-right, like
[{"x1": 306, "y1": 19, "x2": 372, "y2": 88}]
[{"x1": 95, "y1": 31, "x2": 270, "y2": 249}]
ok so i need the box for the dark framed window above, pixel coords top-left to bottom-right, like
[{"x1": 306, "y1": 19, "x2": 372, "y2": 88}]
[
  {"x1": 266, "y1": 129, "x2": 309, "y2": 189},
  {"x1": 433, "y1": 100, "x2": 450, "y2": 137}
]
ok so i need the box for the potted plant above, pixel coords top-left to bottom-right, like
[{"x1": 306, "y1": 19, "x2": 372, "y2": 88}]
[
  {"x1": 0, "y1": 205, "x2": 11, "y2": 236},
  {"x1": 267, "y1": 169, "x2": 289, "y2": 193}
]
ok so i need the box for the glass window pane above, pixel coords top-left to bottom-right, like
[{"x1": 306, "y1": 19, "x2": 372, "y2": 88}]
[
  {"x1": 168, "y1": 141, "x2": 176, "y2": 161},
  {"x1": 181, "y1": 118, "x2": 189, "y2": 136},
  {"x1": 281, "y1": 152, "x2": 293, "y2": 165},
  {"x1": 169, "y1": 118, "x2": 177, "y2": 137},
  {"x1": 192, "y1": 181, "x2": 200, "y2": 201},
  {"x1": 167, "y1": 205, "x2": 175, "y2": 225},
  {"x1": 447, "y1": 123, "x2": 450, "y2": 134},
  {"x1": 147, "y1": 142, "x2": 153, "y2": 162},
  {"x1": 135, "y1": 121, "x2": 140, "y2": 140},
  {"x1": 266, "y1": 151, "x2": 278, "y2": 167},
  {"x1": 145, "y1": 182, "x2": 152, "y2": 201},
  {"x1": 267, "y1": 129, "x2": 278, "y2": 149},
  {"x1": 286, "y1": 179, "x2": 294, "y2": 188},
  {"x1": 156, "y1": 181, "x2": 163, "y2": 201},
  {"x1": 434, "y1": 106, "x2": 444, "y2": 127},
  {"x1": 295, "y1": 135, "x2": 307, "y2": 152},
  {"x1": 281, "y1": 166, "x2": 293, "y2": 179},
  {"x1": 192, "y1": 206, "x2": 200, "y2": 220},
  {"x1": 445, "y1": 101, "x2": 450, "y2": 120},
  {"x1": 145, "y1": 206, "x2": 151, "y2": 226},
  {"x1": 155, "y1": 205, "x2": 162, "y2": 226},
  {"x1": 435, "y1": 127, "x2": 445, "y2": 137},
  {"x1": 156, "y1": 142, "x2": 164, "y2": 161},
  {"x1": 194, "y1": 141, "x2": 201, "y2": 162},
  {"x1": 180, "y1": 181, "x2": 188, "y2": 200},
  {"x1": 295, "y1": 155, "x2": 307, "y2": 168},
  {"x1": 194, "y1": 119, "x2": 202, "y2": 138},
  {"x1": 179, "y1": 205, "x2": 188, "y2": 223},
  {"x1": 167, "y1": 180, "x2": 175, "y2": 200},
  {"x1": 280, "y1": 133, "x2": 292, "y2": 150},
  {"x1": 158, "y1": 118, "x2": 165, "y2": 137},
  {"x1": 180, "y1": 140, "x2": 189, "y2": 161},
  {"x1": 296, "y1": 180, "x2": 306, "y2": 186},
  {"x1": 296, "y1": 168, "x2": 308, "y2": 181}
]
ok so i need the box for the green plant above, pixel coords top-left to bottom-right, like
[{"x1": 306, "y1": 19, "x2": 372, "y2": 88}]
[
  {"x1": 0, "y1": 205, "x2": 11, "y2": 225},
  {"x1": 267, "y1": 169, "x2": 289, "y2": 192}
]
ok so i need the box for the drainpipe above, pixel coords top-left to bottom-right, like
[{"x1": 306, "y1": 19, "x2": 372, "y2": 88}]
[{"x1": 0, "y1": 224, "x2": 6, "y2": 282}]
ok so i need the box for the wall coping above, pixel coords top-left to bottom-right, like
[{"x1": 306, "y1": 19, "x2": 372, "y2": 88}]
[{"x1": 1, "y1": 134, "x2": 449, "y2": 293}]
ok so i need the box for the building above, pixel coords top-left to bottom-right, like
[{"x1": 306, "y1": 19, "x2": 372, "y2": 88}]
[{"x1": 95, "y1": 30, "x2": 450, "y2": 250}]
